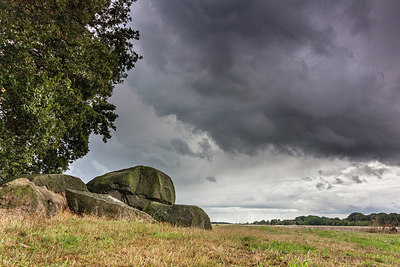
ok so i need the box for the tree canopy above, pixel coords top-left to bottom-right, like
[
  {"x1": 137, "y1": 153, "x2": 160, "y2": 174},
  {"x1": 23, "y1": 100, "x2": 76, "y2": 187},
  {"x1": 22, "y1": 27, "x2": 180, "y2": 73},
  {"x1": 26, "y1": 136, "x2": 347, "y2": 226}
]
[
  {"x1": 0, "y1": 0, "x2": 140, "y2": 179},
  {"x1": 250, "y1": 212, "x2": 400, "y2": 227}
]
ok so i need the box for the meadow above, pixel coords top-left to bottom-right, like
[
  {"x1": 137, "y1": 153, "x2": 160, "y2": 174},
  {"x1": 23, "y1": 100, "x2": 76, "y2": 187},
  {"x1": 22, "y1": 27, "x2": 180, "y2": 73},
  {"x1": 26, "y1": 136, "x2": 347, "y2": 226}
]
[{"x1": 1, "y1": 210, "x2": 399, "y2": 266}]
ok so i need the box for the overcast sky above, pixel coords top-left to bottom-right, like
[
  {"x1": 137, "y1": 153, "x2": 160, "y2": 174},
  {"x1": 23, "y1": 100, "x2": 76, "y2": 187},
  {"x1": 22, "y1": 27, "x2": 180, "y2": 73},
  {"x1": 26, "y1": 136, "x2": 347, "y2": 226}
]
[{"x1": 68, "y1": 0, "x2": 400, "y2": 223}]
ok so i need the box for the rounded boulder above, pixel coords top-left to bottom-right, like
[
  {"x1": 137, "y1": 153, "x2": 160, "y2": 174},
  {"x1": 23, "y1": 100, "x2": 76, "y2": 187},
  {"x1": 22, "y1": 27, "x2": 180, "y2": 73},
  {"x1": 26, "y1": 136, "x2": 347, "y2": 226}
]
[
  {"x1": 87, "y1": 166, "x2": 175, "y2": 209},
  {"x1": 2, "y1": 174, "x2": 88, "y2": 193},
  {"x1": 143, "y1": 202, "x2": 212, "y2": 230},
  {"x1": 65, "y1": 189, "x2": 154, "y2": 222},
  {"x1": 0, "y1": 178, "x2": 65, "y2": 216}
]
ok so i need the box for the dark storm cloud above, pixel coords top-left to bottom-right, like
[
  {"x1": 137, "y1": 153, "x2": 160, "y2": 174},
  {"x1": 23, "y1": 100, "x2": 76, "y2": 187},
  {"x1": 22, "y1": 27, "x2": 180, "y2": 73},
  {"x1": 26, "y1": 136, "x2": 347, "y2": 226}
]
[
  {"x1": 345, "y1": 0, "x2": 373, "y2": 35},
  {"x1": 131, "y1": 0, "x2": 400, "y2": 163},
  {"x1": 206, "y1": 176, "x2": 217, "y2": 183}
]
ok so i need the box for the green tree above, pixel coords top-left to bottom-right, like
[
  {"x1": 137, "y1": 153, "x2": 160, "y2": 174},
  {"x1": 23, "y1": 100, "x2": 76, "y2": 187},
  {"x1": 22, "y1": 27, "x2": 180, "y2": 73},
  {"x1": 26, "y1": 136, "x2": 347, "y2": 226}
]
[
  {"x1": 303, "y1": 215, "x2": 323, "y2": 225},
  {"x1": 347, "y1": 212, "x2": 367, "y2": 222},
  {"x1": 0, "y1": 0, "x2": 140, "y2": 179}
]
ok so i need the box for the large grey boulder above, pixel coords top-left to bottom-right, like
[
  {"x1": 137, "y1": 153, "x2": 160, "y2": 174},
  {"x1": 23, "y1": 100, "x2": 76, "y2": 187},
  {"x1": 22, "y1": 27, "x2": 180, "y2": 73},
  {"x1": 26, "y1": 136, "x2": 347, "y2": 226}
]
[
  {"x1": 0, "y1": 178, "x2": 65, "y2": 216},
  {"x1": 2, "y1": 174, "x2": 88, "y2": 193},
  {"x1": 87, "y1": 166, "x2": 175, "y2": 209},
  {"x1": 65, "y1": 189, "x2": 154, "y2": 222},
  {"x1": 143, "y1": 201, "x2": 212, "y2": 230}
]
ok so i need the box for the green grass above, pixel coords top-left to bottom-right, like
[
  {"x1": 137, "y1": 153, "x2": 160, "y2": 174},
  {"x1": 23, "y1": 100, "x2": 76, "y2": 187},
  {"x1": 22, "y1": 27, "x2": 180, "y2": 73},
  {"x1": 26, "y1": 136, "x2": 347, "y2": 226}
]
[
  {"x1": 151, "y1": 230, "x2": 185, "y2": 240},
  {"x1": 241, "y1": 236, "x2": 268, "y2": 251},
  {"x1": 1, "y1": 210, "x2": 400, "y2": 266},
  {"x1": 308, "y1": 228, "x2": 400, "y2": 252},
  {"x1": 267, "y1": 240, "x2": 316, "y2": 254}
]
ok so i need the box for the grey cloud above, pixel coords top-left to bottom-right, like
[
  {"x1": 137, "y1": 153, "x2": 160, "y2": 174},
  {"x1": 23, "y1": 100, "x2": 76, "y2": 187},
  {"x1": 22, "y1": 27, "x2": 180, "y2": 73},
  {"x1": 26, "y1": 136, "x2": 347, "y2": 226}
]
[
  {"x1": 301, "y1": 177, "x2": 313, "y2": 181},
  {"x1": 334, "y1": 178, "x2": 344, "y2": 184},
  {"x1": 315, "y1": 180, "x2": 333, "y2": 190},
  {"x1": 361, "y1": 165, "x2": 385, "y2": 179},
  {"x1": 159, "y1": 137, "x2": 213, "y2": 160},
  {"x1": 316, "y1": 182, "x2": 325, "y2": 190},
  {"x1": 345, "y1": 0, "x2": 373, "y2": 35},
  {"x1": 169, "y1": 138, "x2": 197, "y2": 157},
  {"x1": 206, "y1": 176, "x2": 217, "y2": 183},
  {"x1": 311, "y1": 162, "x2": 390, "y2": 187},
  {"x1": 130, "y1": 0, "x2": 400, "y2": 164},
  {"x1": 198, "y1": 138, "x2": 213, "y2": 161},
  {"x1": 351, "y1": 176, "x2": 366, "y2": 184}
]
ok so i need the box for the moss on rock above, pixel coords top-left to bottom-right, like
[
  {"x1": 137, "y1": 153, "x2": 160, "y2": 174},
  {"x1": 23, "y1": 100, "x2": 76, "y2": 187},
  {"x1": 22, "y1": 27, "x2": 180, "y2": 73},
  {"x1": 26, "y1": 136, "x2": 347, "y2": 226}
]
[
  {"x1": 143, "y1": 202, "x2": 212, "y2": 230},
  {"x1": 0, "y1": 183, "x2": 39, "y2": 211},
  {"x1": 2, "y1": 174, "x2": 88, "y2": 193},
  {"x1": 0, "y1": 178, "x2": 65, "y2": 216},
  {"x1": 87, "y1": 166, "x2": 175, "y2": 209}
]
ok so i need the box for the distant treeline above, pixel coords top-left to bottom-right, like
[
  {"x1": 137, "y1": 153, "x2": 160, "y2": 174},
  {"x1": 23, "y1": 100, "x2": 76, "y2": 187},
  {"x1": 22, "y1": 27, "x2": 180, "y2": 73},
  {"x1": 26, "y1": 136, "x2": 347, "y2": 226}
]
[{"x1": 250, "y1": 212, "x2": 400, "y2": 226}]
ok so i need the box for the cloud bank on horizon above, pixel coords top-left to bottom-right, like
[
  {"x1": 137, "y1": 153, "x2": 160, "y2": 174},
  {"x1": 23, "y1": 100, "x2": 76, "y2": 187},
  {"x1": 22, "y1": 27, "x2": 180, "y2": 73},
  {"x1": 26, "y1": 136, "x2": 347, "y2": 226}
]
[{"x1": 130, "y1": 0, "x2": 400, "y2": 164}]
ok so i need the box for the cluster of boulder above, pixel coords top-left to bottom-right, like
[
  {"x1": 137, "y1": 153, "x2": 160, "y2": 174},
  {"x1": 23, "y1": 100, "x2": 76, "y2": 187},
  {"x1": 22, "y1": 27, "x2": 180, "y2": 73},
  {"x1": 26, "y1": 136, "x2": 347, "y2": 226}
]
[{"x1": 0, "y1": 166, "x2": 211, "y2": 230}]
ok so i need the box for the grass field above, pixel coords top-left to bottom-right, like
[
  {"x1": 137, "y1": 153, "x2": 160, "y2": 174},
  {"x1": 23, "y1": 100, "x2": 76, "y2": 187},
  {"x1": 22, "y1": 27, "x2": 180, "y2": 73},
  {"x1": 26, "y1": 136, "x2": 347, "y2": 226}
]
[{"x1": 1, "y1": 210, "x2": 399, "y2": 266}]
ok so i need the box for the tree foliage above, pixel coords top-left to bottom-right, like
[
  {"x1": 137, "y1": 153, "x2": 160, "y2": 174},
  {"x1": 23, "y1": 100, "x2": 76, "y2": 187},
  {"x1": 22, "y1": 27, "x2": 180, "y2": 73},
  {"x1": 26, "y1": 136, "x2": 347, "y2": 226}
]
[
  {"x1": 250, "y1": 212, "x2": 400, "y2": 226},
  {"x1": 0, "y1": 0, "x2": 140, "y2": 178}
]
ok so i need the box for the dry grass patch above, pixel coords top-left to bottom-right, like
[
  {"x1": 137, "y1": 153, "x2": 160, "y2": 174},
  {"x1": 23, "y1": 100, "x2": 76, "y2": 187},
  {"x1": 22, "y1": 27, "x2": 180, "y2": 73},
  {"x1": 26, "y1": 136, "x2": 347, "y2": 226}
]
[{"x1": 1, "y1": 210, "x2": 400, "y2": 266}]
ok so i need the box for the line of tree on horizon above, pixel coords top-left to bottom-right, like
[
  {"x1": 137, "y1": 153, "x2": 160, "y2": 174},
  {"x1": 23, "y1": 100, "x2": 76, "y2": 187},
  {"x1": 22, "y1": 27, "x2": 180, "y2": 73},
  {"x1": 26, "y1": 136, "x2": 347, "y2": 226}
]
[{"x1": 248, "y1": 212, "x2": 400, "y2": 226}]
